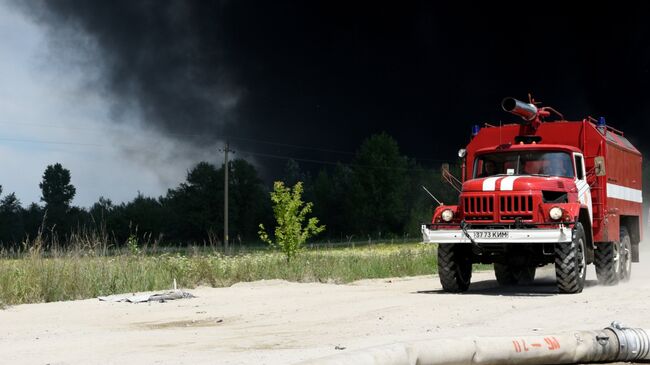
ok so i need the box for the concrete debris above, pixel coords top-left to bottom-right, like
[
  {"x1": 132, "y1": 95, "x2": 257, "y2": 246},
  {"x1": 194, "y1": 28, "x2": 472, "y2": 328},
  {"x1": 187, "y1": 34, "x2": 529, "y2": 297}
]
[{"x1": 98, "y1": 290, "x2": 195, "y2": 303}]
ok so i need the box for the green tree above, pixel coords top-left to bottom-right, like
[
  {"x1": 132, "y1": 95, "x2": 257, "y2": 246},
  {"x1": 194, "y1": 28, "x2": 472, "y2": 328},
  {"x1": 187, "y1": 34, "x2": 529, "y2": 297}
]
[
  {"x1": 122, "y1": 194, "x2": 166, "y2": 241},
  {"x1": 22, "y1": 203, "x2": 44, "y2": 241},
  {"x1": 0, "y1": 193, "x2": 22, "y2": 215},
  {"x1": 89, "y1": 197, "x2": 114, "y2": 222},
  {"x1": 258, "y1": 181, "x2": 325, "y2": 261},
  {"x1": 163, "y1": 161, "x2": 222, "y2": 242},
  {"x1": 283, "y1": 159, "x2": 311, "y2": 188},
  {"x1": 40, "y1": 163, "x2": 76, "y2": 208},
  {"x1": 312, "y1": 164, "x2": 355, "y2": 238},
  {"x1": 283, "y1": 159, "x2": 300, "y2": 187},
  {"x1": 0, "y1": 192, "x2": 24, "y2": 246},
  {"x1": 159, "y1": 159, "x2": 271, "y2": 245},
  {"x1": 229, "y1": 159, "x2": 271, "y2": 242},
  {"x1": 405, "y1": 165, "x2": 443, "y2": 237},
  {"x1": 39, "y1": 163, "x2": 76, "y2": 232},
  {"x1": 349, "y1": 133, "x2": 409, "y2": 236}
]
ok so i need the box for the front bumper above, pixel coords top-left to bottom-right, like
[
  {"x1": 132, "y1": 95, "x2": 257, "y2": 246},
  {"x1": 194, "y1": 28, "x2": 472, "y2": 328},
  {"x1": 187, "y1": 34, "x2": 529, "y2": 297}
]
[{"x1": 421, "y1": 224, "x2": 572, "y2": 244}]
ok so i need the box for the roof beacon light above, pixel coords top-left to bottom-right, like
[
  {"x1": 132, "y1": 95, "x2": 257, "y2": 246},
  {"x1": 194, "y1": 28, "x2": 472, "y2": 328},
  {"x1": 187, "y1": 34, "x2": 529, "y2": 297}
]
[
  {"x1": 472, "y1": 124, "x2": 480, "y2": 136},
  {"x1": 597, "y1": 116, "x2": 607, "y2": 134}
]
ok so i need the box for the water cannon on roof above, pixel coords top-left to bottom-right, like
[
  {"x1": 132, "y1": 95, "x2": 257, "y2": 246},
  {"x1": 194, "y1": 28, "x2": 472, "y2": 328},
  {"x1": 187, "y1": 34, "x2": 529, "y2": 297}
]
[
  {"x1": 501, "y1": 97, "x2": 538, "y2": 121},
  {"x1": 501, "y1": 96, "x2": 564, "y2": 132}
]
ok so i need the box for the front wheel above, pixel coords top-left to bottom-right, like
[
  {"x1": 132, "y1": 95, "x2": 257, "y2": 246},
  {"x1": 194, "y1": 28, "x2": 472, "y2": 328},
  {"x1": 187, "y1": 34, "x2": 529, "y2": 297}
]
[
  {"x1": 437, "y1": 243, "x2": 472, "y2": 292},
  {"x1": 555, "y1": 222, "x2": 587, "y2": 294}
]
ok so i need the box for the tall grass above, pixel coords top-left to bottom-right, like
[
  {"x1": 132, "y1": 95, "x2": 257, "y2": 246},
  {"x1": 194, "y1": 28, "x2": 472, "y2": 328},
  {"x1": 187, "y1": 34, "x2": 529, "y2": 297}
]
[{"x1": 0, "y1": 242, "x2": 446, "y2": 306}]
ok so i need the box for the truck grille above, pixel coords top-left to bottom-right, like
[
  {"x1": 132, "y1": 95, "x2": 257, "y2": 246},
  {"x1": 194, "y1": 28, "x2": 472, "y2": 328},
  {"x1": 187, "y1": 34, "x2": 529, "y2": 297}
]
[
  {"x1": 499, "y1": 195, "x2": 534, "y2": 220},
  {"x1": 463, "y1": 196, "x2": 494, "y2": 220},
  {"x1": 462, "y1": 194, "x2": 534, "y2": 222}
]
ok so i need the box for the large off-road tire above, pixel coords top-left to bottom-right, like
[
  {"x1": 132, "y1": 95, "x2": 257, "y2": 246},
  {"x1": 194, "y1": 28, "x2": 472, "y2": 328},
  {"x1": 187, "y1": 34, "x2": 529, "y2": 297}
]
[
  {"x1": 595, "y1": 242, "x2": 620, "y2": 286},
  {"x1": 618, "y1": 227, "x2": 632, "y2": 282},
  {"x1": 494, "y1": 263, "x2": 517, "y2": 285},
  {"x1": 437, "y1": 243, "x2": 472, "y2": 292},
  {"x1": 494, "y1": 263, "x2": 536, "y2": 285},
  {"x1": 555, "y1": 222, "x2": 587, "y2": 294},
  {"x1": 518, "y1": 265, "x2": 537, "y2": 285}
]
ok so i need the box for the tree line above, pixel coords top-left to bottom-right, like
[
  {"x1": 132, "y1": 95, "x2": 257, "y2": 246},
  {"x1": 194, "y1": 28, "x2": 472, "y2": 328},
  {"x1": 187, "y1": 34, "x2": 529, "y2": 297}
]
[{"x1": 0, "y1": 133, "x2": 460, "y2": 249}]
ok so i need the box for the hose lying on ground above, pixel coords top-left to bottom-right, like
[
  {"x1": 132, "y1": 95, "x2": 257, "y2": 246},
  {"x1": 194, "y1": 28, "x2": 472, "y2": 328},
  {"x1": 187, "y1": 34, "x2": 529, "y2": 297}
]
[{"x1": 298, "y1": 322, "x2": 649, "y2": 365}]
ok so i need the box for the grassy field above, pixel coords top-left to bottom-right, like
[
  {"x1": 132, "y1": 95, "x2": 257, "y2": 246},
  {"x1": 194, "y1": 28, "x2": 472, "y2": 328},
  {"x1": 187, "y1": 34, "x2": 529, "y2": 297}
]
[{"x1": 0, "y1": 242, "x2": 482, "y2": 306}]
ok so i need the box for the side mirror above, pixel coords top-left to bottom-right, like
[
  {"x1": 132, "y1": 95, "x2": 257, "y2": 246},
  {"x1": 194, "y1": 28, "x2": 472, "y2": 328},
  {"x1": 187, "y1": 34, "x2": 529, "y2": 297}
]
[
  {"x1": 594, "y1": 156, "x2": 606, "y2": 176},
  {"x1": 440, "y1": 163, "x2": 462, "y2": 192}
]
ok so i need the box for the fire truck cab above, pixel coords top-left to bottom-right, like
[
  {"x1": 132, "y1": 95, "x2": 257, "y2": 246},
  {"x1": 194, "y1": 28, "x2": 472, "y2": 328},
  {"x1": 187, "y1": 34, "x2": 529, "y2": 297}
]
[{"x1": 422, "y1": 97, "x2": 643, "y2": 294}]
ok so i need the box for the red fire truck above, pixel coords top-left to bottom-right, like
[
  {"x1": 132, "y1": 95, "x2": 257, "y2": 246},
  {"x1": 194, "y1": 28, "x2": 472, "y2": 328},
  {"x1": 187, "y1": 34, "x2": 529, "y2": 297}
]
[{"x1": 422, "y1": 97, "x2": 643, "y2": 294}]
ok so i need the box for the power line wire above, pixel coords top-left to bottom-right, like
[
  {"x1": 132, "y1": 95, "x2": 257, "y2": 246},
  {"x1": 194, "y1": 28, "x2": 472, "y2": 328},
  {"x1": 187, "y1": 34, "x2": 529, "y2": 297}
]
[
  {"x1": 226, "y1": 135, "x2": 355, "y2": 156},
  {"x1": 2, "y1": 120, "x2": 451, "y2": 162},
  {"x1": 229, "y1": 136, "x2": 452, "y2": 162},
  {"x1": 0, "y1": 133, "x2": 451, "y2": 171},
  {"x1": 0, "y1": 136, "x2": 104, "y2": 147},
  {"x1": 1, "y1": 120, "x2": 357, "y2": 155},
  {"x1": 237, "y1": 149, "x2": 441, "y2": 173},
  {"x1": 238, "y1": 150, "x2": 341, "y2": 166}
]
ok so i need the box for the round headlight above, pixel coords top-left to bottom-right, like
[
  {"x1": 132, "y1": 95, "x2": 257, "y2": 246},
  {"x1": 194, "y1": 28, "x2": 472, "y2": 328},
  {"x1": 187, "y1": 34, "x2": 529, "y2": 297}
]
[
  {"x1": 549, "y1": 206, "x2": 563, "y2": 220},
  {"x1": 441, "y1": 209, "x2": 454, "y2": 222}
]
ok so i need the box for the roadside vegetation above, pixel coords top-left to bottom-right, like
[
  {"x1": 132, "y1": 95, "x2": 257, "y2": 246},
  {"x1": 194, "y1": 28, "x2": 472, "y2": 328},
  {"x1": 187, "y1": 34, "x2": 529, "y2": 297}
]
[{"x1": 0, "y1": 238, "x2": 445, "y2": 306}]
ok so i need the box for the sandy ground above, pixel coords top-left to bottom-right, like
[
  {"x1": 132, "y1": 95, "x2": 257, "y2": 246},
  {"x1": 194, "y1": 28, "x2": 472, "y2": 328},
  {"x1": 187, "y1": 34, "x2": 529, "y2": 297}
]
[{"x1": 2, "y1": 261, "x2": 650, "y2": 364}]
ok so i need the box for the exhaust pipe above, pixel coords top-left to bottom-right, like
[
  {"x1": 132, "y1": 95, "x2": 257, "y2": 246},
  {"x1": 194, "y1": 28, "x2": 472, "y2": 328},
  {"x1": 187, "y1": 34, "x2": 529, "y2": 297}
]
[
  {"x1": 298, "y1": 322, "x2": 650, "y2": 365},
  {"x1": 502, "y1": 97, "x2": 538, "y2": 122}
]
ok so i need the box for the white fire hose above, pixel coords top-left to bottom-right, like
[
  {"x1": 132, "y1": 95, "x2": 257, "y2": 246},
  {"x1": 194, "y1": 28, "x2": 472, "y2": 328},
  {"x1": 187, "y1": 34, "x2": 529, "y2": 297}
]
[{"x1": 298, "y1": 322, "x2": 649, "y2": 365}]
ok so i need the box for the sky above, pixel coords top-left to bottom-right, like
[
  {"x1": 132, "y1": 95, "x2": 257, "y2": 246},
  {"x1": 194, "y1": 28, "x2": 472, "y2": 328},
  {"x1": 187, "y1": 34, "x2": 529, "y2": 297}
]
[
  {"x1": 0, "y1": 1, "x2": 218, "y2": 207},
  {"x1": 1, "y1": 1, "x2": 650, "y2": 207}
]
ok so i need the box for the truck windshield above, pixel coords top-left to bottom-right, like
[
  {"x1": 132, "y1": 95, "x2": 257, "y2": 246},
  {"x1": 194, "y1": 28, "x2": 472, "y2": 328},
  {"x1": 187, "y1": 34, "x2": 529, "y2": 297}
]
[{"x1": 474, "y1": 151, "x2": 574, "y2": 178}]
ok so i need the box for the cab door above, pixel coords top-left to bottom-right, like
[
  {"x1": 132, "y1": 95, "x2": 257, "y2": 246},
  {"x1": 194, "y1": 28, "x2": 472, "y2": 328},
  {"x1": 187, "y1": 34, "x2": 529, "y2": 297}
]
[{"x1": 573, "y1": 153, "x2": 592, "y2": 222}]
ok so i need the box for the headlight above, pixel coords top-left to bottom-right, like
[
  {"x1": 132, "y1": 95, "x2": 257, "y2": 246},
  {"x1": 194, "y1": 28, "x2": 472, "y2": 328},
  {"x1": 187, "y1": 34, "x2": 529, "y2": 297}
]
[
  {"x1": 441, "y1": 209, "x2": 454, "y2": 222},
  {"x1": 549, "y1": 206, "x2": 563, "y2": 220}
]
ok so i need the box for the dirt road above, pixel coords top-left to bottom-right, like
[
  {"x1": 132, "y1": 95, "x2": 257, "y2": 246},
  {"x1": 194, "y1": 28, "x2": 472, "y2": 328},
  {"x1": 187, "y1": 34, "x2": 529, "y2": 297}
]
[{"x1": 1, "y1": 262, "x2": 649, "y2": 364}]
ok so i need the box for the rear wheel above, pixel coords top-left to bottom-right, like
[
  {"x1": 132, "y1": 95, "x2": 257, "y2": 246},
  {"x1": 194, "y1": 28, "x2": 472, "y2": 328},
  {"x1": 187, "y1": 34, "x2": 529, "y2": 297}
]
[
  {"x1": 595, "y1": 242, "x2": 619, "y2": 285},
  {"x1": 555, "y1": 222, "x2": 587, "y2": 294},
  {"x1": 437, "y1": 244, "x2": 472, "y2": 292},
  {"x1": 494, "y1": 263, "x2": 536, "y2": 285},
  {"x1": 618, "y1": 227, "x2": 632, "y2": 282}
]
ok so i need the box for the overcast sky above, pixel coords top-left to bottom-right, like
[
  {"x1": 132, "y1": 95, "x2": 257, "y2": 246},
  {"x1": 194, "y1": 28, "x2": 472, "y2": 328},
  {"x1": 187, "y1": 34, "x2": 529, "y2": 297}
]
[{"x1": 0, "y1": 1, "x2": 219, "y2": 207}]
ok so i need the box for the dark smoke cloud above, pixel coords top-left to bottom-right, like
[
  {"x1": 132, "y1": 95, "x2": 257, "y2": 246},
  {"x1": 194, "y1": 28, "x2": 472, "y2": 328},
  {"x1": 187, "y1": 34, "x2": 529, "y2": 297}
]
[
  {"x1": 14, "y1": 1, "x2": 650, "y2": 175},
  {"x1": 20, "y1": 0, "x2": 241, "y2": 145}
]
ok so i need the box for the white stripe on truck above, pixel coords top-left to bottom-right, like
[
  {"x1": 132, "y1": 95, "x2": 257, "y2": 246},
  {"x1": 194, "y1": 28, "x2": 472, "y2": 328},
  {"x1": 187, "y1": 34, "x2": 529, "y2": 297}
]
[
  {"x1": 499, "y1": 176, "x2": 520, "y2": 191},
  {"x1": 482, "y1": 177, "x2": 500, "y2": 191},
  {"x1": 607, "y1": 183, "x2": 643, "y2": 203}
]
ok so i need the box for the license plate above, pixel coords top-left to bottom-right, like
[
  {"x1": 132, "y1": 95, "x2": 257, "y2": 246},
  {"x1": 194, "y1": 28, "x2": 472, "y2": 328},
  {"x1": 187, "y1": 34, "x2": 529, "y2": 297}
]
[{"x1": 473, "y1": 230, "x2": 509, "y2": 239}]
